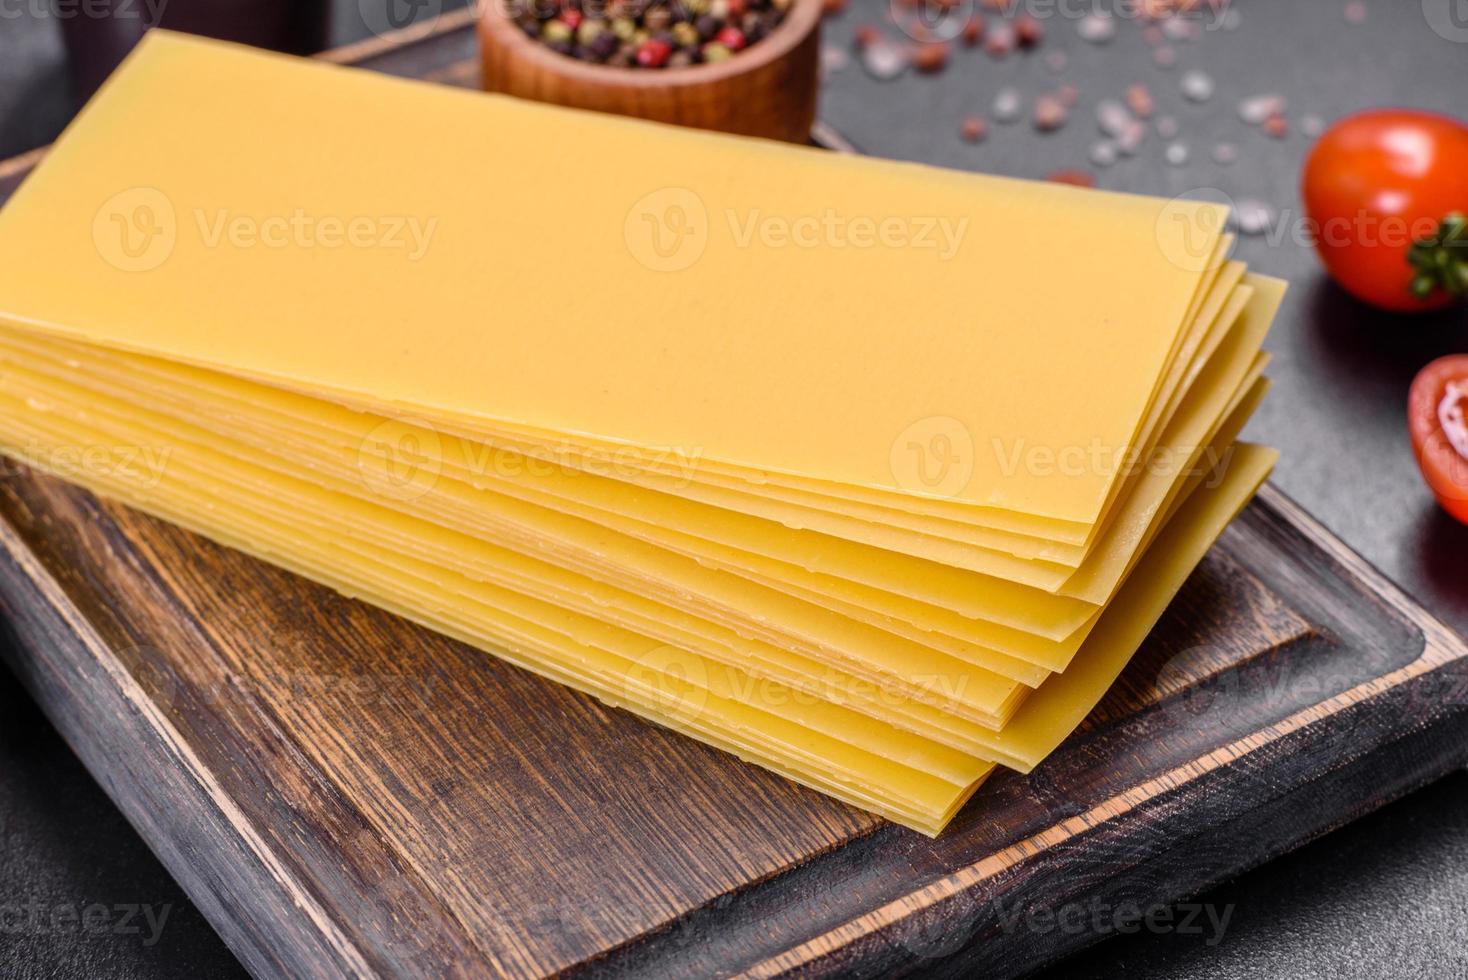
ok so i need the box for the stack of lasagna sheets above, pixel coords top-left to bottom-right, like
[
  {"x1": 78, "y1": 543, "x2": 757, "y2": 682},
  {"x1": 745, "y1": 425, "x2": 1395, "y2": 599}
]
[{"x1": 0, "y1": 33, "x2": 1282, "y2": 835}]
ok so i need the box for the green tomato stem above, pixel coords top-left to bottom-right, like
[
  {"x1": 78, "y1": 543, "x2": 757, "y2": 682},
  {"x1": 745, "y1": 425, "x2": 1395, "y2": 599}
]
[{"x1": 1408, "y1": 212, "x2": 1468, "y2": 301}]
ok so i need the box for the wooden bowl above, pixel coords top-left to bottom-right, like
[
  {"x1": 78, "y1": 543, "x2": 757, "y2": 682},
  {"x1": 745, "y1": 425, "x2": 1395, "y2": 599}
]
[{"x1": 478, "y1": 0, "x2": 822, "y2": 143}]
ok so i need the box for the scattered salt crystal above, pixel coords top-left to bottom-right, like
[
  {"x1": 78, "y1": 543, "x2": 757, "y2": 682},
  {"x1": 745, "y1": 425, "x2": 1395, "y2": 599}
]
[
  {"x1": 1161, "y1": 17, "x2": 1198, "y2": 41},
  {"x1": 1211, "y1": 141, "x2": 1239, "y2": 165},
  {"x1": 1300, "y1": 113, "x2": 1326, "y2": 138},
  {"x1": 1231, "y1": 199, "x2": 1276, "y2": 236},
  {"x1": 821, "y1": 45, "x2": 850, "y2": 75},
  {"x1": 1090, "y1": 140, "x2": 1119, "y2": 167},
  {"x1": 1180, "y1": 69, "x2": 1213, "y2": 103},
  {"x1": 1344, "y1": 1, "x2": 1366, "y2": 24},
  {"x1": 1045, "y1": 50, "x2": 1068, "y2": 73},
  {"x1": 1152, "y1": 45, "x2": 1176, "y2": 68},
  {"x1": 984, "y1": 23, "x2": 1015, "y2": 57},
  {"x1": 861, "y1": 39, "x2": 908, "y2": 79},
  {"x1": 1077, "y1": 12, "x2": 1115, "y2": 43},
  {"x1": 1117, "y1": 120, "x2": 1147, "y2": 155},
  {"x1": 992, "y1": 86, "x2": 1023, "y2": 123},
  {"x1": 1238, "y1": 94, "x2": 1285, "y2": 125},
  {"x1": 1033, "y1": 95, "x2": 1068, "y2": 132},
  {"x1": 1165, "y1": 141, "x2": 1189, "y2": 166},
  {"x1": 1096, "y1": 98, "x2": 1133, "y2": 137},
  {"x1": 1155, "y1": 115, "x2": 1179, "y2": 139}
]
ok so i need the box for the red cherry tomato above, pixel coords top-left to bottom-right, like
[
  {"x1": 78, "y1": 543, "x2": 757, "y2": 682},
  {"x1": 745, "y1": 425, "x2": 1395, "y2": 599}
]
[
  {"x1": 1302, "y1": 110, "x2": 1468, "y2": 312},
  {"x1": 1409, "y1": 354, "x2": 1468, "y2": 524}
]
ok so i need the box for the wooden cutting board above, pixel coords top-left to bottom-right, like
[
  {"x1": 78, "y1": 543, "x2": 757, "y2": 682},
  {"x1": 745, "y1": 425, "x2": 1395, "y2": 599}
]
[{"x1": 2, "y1": 14, "x2": 1467, "y2": 979}]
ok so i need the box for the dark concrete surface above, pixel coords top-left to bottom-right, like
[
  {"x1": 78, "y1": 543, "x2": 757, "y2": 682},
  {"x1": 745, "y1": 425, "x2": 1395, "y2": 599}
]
[{"x1": 1, "y1": 1, "x2": 1467, "y2": 976}]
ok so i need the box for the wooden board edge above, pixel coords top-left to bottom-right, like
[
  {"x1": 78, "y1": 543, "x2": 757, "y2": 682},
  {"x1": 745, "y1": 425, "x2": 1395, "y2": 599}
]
[
  {"x1": 1253, "y1": 483, "x2": 1467, "y2": 663},
  {"x1": 760, "y1": 654, "x2": 1468, "y2": 979},
  {"x1": 316, "y1": 5, "x2": 482, "y2": 66},
  {"x1": 0, "y1": 514, "x2": 378, "y2": 980},
  {"x1": 0, "y1": 146, "x2": 46, "y2": 182},
  {"x1": 733, "y1": 484, "x2": 1468, "y2": 978}
]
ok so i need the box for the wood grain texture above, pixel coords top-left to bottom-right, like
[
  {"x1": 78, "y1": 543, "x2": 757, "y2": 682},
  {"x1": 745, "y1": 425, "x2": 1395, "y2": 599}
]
[
  {"x1": 478, "y1": 0, "x2": 822, "y2": 142},
  {"x1": 2, "y1": 22, "x2": 1467, "y2": 980},
  {"x1": 0, "y1": 466, "x2": 873, "y2": 979}
]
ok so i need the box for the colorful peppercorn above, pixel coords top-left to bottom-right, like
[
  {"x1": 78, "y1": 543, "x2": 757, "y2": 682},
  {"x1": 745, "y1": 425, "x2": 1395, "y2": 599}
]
[
  {"x1": 636, "y1": 37, "x2": 673, "y2": 66},
  {"x1": 1014, "y1": 15, "x2": 1043, "y2": 47},
  {"x1": 541, "y1": 19, "x2": 573, "y2": 43},
  {"x1": 960, "y1": 116, "x2": 987, "y2": 142},
  {"x1": 517, "y1": 0, "x2": 787, "y2": 67},
  {"x1": 715, "y1": 25, "x2": 746, "y2": 50}
]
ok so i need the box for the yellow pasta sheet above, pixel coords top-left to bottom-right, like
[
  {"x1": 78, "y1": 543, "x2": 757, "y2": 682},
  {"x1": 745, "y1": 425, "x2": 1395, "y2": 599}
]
[
  {"x1": 0, "y1": 395, "x2": 994, "y2": 833},
  {"x1": 0, "y1": 327, "x2": 1265, "y2": 678},
  {"x1": 0, "y1": 391, "x2": 1272, "y2": 804},
  {"x1": 0, "y1": 286, "x2": 1271, "y2": 652},
  {"x1": 0, "y1": 359, "x2": 1029, "y2": 724},
  {"x1": 410, "y1": 251, "x2": 1246, "y2": 561},
  {"x1": 0, "y1": 30, "x2": 1226, "y2": 532},
  {"x1": 0, "y1": 351, "x2": 1268, "y2": 753}
]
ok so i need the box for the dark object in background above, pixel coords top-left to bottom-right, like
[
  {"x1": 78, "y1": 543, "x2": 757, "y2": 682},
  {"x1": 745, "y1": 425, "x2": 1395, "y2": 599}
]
[
  {"x1": 479, "y1": 0, "x2": 821, "y2": 143},
  {"x1": 59, "y1": 0, "x2": 330, "y2": 98}
]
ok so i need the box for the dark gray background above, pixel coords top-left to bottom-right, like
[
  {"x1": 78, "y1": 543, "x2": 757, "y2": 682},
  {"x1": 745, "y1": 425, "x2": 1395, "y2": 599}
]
[{"x1": 1, "y1": 1, "x2": 1467, "y2": 976}]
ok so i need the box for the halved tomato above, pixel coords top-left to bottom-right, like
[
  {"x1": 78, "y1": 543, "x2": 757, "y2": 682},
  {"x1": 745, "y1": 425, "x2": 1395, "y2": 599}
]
[{"x1": 1409, "y1": 354, "x2": 1468, "y2": 524}]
